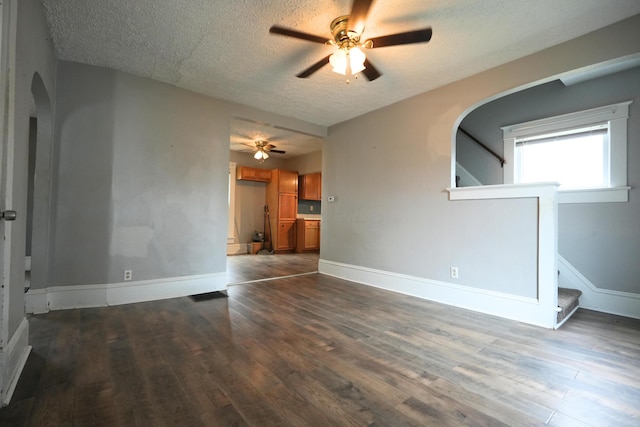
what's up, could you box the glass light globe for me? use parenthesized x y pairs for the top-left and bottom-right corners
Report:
(349, 47), (366, 74)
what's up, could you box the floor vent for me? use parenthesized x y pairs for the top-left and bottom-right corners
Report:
(189, 291), (228, 302)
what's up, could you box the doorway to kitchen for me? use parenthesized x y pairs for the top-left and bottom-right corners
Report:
(227, 119), (324, 286)
(226, 252), (319, 285)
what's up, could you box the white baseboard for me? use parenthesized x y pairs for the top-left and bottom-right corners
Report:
(319, 259), (556, 328)
(558, 255), (640, 319)
(24, 272), (227, 313)
(25, 288), (48, 314)
(227, 243), (249, 255)
(0, 317), (31, 406)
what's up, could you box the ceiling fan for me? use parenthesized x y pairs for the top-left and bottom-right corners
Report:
(251, 140), (286, 162)
(269, 0), (433, 82)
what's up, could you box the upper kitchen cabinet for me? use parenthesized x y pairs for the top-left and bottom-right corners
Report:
(277, 169), (298, 194)
(236, 166), (272, 183)
(298, 172), (322, 201)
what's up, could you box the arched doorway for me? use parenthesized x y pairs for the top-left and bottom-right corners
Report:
(27, 73), (54, 293)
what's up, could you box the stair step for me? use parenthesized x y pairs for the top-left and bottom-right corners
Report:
(557, 287), (581, 325)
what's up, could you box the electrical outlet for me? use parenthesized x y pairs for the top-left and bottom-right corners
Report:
(310, 205), (314, 211)
(124, 270), (132, 281)
(450, 266), (459, 279)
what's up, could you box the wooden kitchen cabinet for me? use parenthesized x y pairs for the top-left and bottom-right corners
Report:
(276, 221), (296, 251)
(236, 166), (271, 182)
(278, 193), (297, 221)
(298, 173), (322, 200)
(277, 169), (298, 193)
(265, 169), (298, 253)
(296, 219), (320, 252)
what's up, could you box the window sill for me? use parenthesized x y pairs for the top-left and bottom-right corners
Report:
(447, 184), (630, 204)
(557, 186), (630, 204)
(447, 182), (559, 200)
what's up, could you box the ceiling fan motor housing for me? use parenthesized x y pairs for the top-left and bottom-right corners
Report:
(330, 15), (360, 47)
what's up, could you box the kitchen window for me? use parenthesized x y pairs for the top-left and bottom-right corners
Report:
(502, 101), (632, 203)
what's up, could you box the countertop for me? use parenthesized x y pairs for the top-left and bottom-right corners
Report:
(296, 214), (321, 220)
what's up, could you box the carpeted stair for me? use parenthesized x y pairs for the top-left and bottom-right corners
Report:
(557, 287), (582, 325)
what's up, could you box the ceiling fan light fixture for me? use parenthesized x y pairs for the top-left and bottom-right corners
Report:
(330, 46), (366, 76)
(269, 1), (433, 82)
(254, 149), (269, 161)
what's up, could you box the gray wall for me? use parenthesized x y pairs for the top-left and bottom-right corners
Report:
(110, 71), (232, 281)
(52, 63), (116, 285)
(457, 67), (640, 294)
(287, 150), (322, 175)
(50, 60), (326, 287)
(323, 15), (640, 299)
(456, 130), (503, 185)
(51, 61), (231, 285)
(324, 106), (539, 297)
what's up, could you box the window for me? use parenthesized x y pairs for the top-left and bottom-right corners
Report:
(503, 101), (631, 203)
(515, 124), (608, 188)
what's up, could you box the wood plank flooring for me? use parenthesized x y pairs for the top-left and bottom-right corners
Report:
(226, 253), (319, 284)
(2, 272), (639, 426)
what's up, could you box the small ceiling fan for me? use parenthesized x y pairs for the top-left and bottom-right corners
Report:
(269, 0), (433, 82)
(251, 140), (286, 162)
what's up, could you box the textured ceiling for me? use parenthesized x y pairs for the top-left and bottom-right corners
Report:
(41, 0), (640, 156)
(230, 118), (323, 159)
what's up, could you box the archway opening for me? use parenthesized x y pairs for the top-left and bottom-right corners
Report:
(27, 73), (53, 292)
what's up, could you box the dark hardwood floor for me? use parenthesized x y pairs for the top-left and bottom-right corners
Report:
(2, 272), (639, 426)
(226, 252), (319, 284)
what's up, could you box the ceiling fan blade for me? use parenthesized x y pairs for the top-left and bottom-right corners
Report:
(296, 55), (331, 78)
(269, 25), (328, 44)
(348, 0), (375, 34)
(361, 59), (381, 81)
(366, 28), (432, 48)
(269, 149), (286, 154)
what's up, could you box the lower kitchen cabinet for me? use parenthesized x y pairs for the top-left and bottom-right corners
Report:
(295, 219), (320, 252)
(275, 221), (296, 252)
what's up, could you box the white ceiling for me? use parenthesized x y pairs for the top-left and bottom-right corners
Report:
(41, 0), (640, 157)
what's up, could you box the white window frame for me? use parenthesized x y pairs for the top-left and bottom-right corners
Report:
(502, 101), (632, 203)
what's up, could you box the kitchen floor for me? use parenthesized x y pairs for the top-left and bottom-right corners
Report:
(226, 252), (319, 285)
